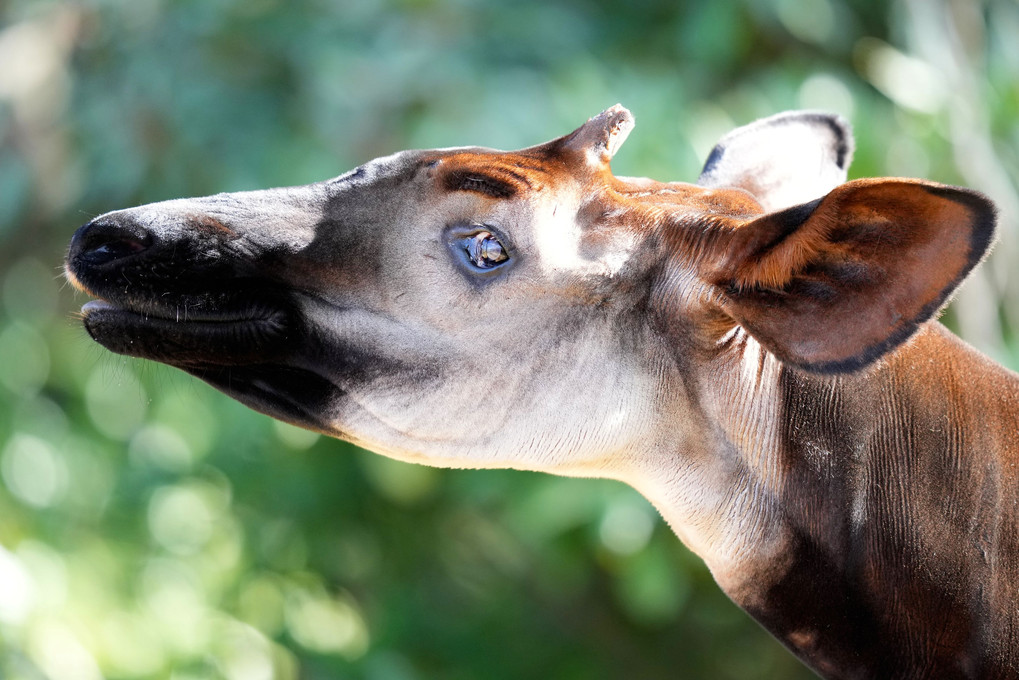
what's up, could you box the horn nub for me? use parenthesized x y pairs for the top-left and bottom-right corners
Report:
(565, 104), (635, 167)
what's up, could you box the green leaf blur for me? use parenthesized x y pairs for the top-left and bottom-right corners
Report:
(2, 0), (1017, 678)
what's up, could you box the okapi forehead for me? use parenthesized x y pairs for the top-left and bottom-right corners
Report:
(423, 107), (635, 199)
(427, 146), (765, 217)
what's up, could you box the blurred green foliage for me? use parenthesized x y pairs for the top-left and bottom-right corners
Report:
(1, 0), (1018, 678)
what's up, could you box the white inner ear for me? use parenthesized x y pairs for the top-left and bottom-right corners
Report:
(697, 111), (854, 213)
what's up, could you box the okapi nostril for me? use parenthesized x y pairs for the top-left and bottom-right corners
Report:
(85, 239), (146, 264)
(71, 218), (154, 266)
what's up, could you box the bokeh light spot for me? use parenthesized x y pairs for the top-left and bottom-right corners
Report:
(147, 484), (217, 555)
(85, 366), (148, 440)
(130, 424), (194, 473)
(0, 321), (51, 397)
(599, 498), (655, 556)
(360, 454), (439, 506)
(3, 256), (60, 324)
(0, 544), (34, 624)
(272, 420), (319, 450)
(214, 620), (277, 680)
(284, 585), (369, 660)
(856, 38), (947, 114)
(28, 621), (103, 680)
(237, 575), (286, 637)
(97, 612), (167, 677)
(141, 558), (211, 655)
(776, 0), (835, 46)
(798, 74), (856, 119)
(1, 433), (68, 508)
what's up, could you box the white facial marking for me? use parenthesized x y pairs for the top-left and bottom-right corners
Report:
(530, 199), (637, 278)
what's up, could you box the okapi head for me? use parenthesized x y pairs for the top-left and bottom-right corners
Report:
(66, 107), (1003, 677)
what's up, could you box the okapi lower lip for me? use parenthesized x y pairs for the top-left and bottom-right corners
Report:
(80, 298), (294, 366)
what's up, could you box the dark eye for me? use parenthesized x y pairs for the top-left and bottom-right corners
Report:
(464, 231), (509, 269)
(446, 224), (514, 279)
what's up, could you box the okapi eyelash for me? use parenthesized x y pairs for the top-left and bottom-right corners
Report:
(443, 171), (517, 199)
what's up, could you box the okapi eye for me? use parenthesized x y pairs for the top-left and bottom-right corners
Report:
(464, 231), (509, 269)
(446, 224), (514, 278)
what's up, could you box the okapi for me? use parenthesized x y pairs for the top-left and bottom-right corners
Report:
(65, 106), (1019, 679)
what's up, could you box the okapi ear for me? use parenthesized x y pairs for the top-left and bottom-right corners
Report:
(710, 178), (996, 373)
(698, 111), (853, 213)
(561, 104), (635, 168)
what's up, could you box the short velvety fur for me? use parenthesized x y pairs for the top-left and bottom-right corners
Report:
(742, 327), (1019, 678)
(65, 106), (1017, 679)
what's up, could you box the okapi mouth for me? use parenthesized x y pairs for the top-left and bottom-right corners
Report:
(80, 295), (296, 367)
(78, 292), (339, 431)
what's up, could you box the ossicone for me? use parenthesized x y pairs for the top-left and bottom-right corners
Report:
(558, 104), (635, 169)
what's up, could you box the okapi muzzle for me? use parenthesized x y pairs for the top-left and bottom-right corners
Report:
(66, 183), (342, 429)
(66, 106), (1019, 679)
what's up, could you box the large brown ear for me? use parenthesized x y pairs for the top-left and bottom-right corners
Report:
(709, 178), (996, 373)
